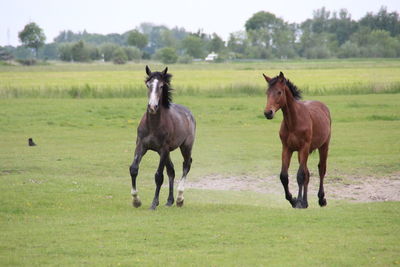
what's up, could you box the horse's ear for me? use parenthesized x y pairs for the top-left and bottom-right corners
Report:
(278, 71), (285, 82)
(145, 65), (151, 76)
(263, 73), (271, 83)
(162, 67), (168, 76)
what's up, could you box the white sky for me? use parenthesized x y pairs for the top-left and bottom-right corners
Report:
(1, 0), (399, 46)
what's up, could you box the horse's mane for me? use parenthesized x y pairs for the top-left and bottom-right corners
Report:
(269, 76), (302, 100)
(146, 72), (173, 108)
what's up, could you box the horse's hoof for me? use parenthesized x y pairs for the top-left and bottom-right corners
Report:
(290, 197), (297, 208)
(149, 205), (157, 210)
(319, 198), (327, 207)
(132, 199), (142, 208)
(176, 198), (184, 207)
(165, 201), (174, 207)
(295, 199), (308, 209)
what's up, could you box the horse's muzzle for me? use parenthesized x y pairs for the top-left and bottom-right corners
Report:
(264, 110), (274, 120)
(148, 104), (158, 114)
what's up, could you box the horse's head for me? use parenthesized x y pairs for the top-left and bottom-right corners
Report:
(145, 65), (170, 114)
(263, 72), (287, 120)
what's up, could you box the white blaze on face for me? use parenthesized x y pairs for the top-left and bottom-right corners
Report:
(148, 79), (159, 111)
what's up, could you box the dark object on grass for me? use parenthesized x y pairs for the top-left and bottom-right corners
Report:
(28, 138), (36, 146)
(129, 66), (196, 210)
(263, 72), (331, 209)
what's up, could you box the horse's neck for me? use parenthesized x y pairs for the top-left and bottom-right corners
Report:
(281, 91), (301, 131)
(146, 110), (162, 128)
(146, 107), (166, 129)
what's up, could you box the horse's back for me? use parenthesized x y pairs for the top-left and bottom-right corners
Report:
(171, 104), (195, 124)
(303, 101), (331, 123)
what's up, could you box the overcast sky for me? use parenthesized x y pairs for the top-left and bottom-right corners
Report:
(1, 0), (399, 46)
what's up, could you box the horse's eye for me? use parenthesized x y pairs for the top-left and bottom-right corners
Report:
(278, 91), (282, 96)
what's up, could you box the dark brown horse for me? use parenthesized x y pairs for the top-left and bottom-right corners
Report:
(129, 66), (196, 210)
(263, 72), (331, 208)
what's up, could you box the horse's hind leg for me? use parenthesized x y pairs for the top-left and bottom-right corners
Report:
(295, 146), (310, 209)
(130, 143), (147, 208)
(176, 143), (193, 207)
(318, 142), (329, 207)
(165, 155), (175, 206)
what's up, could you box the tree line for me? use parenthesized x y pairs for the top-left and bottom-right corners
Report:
(1, 6), (400, 64)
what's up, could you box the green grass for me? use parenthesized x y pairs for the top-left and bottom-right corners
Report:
(1, 59), (400, 98)
(1, 60), (400, 265)
(1, 95), (400, 265)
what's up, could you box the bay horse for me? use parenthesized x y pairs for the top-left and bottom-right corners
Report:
(129, 66), (196, 210)
(263, 72), (331, 209)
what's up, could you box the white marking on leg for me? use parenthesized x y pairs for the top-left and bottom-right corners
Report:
(131, 188), (140, 201)
(131, 188), (138, 197)
(177, 176), (186, 200)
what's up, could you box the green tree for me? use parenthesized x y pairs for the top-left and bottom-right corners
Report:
(360, 7), (400, 36)
(18, 22), (46, 58)
(100, 43), (119, 61)
(227, 31), (248, 56)
(127, 30), (148, 50)
(160, 29), (177, 48)
(124, 46), (142, 61)
(38, 43), (58, 60)
(182, 35), (206, 58)
(245, 11), (295, 58)
(329, 9), (358, 45)
(71, 41), (91, 62)
(208, 33), (225, 53)
(310, 7), (331, 34)
(154, 47), (178, 64)
(58, 43), (73, 61)
(301, 32), (336, 58)
(0, 46), (14, 61)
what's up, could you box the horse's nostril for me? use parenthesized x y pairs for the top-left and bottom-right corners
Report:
(264, 110), (274, 119)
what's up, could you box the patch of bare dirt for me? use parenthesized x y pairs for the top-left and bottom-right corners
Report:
(186, 173), (400, 202)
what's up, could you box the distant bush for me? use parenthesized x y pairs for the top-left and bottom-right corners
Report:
(177, 54), (193, 64)
(112, 48), (128, 64)
(154, 47), (178, 64)
(16, 59), (37, 65)
(338, 41), (360, 58)
(124, 46), (142, 61)
(304, 46), (332, 59)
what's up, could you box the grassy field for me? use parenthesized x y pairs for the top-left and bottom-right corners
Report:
(1, 59), (400, 97)
(1, 59), (400, 266)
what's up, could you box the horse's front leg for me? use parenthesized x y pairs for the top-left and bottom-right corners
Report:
(296, 146), (310, 209)
(150, 149), (168, 210)
(130, 143), (147, 208)
(280, 146), (295, 207)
